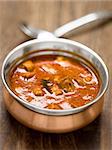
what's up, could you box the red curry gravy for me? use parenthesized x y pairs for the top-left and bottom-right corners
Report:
(9, 55), (100, 110)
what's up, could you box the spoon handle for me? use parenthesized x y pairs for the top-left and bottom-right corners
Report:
(20, 23), (50, 39)
(53, 11), (112, 37)
(20, 11), (112, 38)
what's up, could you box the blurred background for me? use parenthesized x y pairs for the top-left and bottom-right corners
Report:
(0, 0), (112, 150)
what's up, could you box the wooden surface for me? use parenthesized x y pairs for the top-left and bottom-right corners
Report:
(0, 1), (112, 150)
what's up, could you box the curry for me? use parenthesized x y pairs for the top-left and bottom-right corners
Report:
(9, 54), (100, 110)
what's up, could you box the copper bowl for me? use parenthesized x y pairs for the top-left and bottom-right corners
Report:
(1, 38), (108, 133)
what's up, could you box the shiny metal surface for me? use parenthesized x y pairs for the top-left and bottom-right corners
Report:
(3, 86), (104, 133)
(20, 11), (112, 38)
(54, 11), (112, 37)
(20, 22), (55, 39)
(1, 38), (109, 116)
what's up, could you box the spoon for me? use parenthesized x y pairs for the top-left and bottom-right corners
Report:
(20, 11), (112, 38)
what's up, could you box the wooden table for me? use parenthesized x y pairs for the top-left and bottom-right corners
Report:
(0, 1), (112, 150)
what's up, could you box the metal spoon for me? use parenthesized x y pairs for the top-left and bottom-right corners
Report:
(20, 11), (112, 38)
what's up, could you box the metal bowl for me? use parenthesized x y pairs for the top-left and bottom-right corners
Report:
(1, 38), (109, 133)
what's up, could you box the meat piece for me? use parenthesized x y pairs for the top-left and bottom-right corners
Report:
(56, 56), (66, 61)
(41, 64), (56, 74)
(47, 103), (62, 109)
(54, 76), (60, 84)
(51, 84), (63, 95)
(27, 96), (33, 102)
(60, 78), (75, 92)
(22, 60), (34, 71)
(69, 98), (86, 108)
(21, 72), (35, 78)
(33, 86), (44, 96)
(55, 56), (71, 67)
(76, 78), (86, 86)
(79, 73), (92, 84)
(42, 79), (62, 95)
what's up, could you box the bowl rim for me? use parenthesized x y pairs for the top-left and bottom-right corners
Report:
(1, 38), (109, 116)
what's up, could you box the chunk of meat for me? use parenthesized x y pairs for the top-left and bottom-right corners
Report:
(55, 56), (71, 67)
(33, 86), (44, 96)
(76, 78), (86, 86)
(21, 72), (35, 78)
(47, 103), (62, 109)
(84, 76), (92, 82)
(79, 73), (92, 85)
(22, 60), (34, 71)
(56, 56), (66, 61)
(51, 84), (63, 95)
(27, 96), (33, 102)
(54, 76), (61, 84)
(54, 76), (75, 92)
(60, 78), (75, 92)
(41, 64), (56, 74)
(69, 98), (88, 108)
